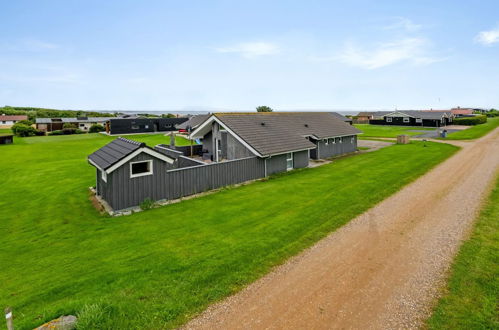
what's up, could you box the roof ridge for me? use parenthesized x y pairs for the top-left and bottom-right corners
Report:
(117, 137), (146, 147)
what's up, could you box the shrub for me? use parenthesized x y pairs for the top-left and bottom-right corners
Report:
(11, 123), (37, 137)
(62, 128), (77, 135)
(34, 130), (46, 136)
(453, 115), (487, 126)
(48, 130), (63, 135)
(140, 198), (155, 210)
(75, 129), (84, 134)
(486, 109), (499, 117)
(62, 122), (77, 129)
(89, 124), (105, 133)
(16, 119), (33, 126)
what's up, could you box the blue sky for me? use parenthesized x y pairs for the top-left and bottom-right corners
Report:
(1, 0), (498, 111)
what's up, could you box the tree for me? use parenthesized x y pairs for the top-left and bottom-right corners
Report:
(256, 106), (273, 112)
(11, 123), (37, 137)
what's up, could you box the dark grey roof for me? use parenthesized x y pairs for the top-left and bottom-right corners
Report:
(177, 114), (210, 130)
(387, 110), (451, 120)
(214, 112), (361, 156)
(329, 112), (352, 122)
(88, 137), (144, 170)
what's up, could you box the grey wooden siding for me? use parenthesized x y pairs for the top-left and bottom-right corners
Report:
(97, 155), (266, 211)
(317, 135), (357, 159)
(293, 150), (309, 169)
(166, 157), (265, 200)
(265, 154), (287, 175)
(154, 146), (184, 159)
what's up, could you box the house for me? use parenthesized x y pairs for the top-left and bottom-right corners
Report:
(105, 117), (188, 135)
(355, 111), (391, 123)
(189, 112), (361, 169)
(88, 112), (360, 212)
(422, 108), (474, 117)
(370, 110), (453, 127)
(36, 117), (114, 132)
(0, 115), (28, 128)
(176, 114), (211, 132)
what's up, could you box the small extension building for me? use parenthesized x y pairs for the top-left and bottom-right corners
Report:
(105, 117), (188, 135)
(0, 115), (28, 128)
(177, 114), (211, 132)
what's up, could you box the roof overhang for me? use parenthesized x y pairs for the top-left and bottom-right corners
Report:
(385, 111), (415, 118)
(190, 115), (263, 157)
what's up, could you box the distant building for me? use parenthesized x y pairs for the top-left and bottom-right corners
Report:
(105, 117), (188, 135)
(36, 117), (114, 132)
(0, 115), (28, 128)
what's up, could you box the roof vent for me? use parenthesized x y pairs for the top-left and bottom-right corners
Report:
(261, 122), (265, 126)
(304, 124), (309, 127)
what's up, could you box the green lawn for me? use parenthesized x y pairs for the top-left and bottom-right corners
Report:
(426, 176), (499, 329)
(354, 124), (435, 138)
(0, 134), (458, 329)
(444, 117), (499, 140)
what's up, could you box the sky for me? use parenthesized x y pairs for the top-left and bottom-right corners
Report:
(1, 0), (498, 111)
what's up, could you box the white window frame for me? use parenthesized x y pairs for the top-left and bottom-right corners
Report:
(386, 117), (393, 122)
(351, 137), (355, 143)
(415, 118), (422, 123)
(339, 137), (343, 144)
(332, 138), (336, 144)
(130, 160), (153, 178)
(403, 117), (410, 123)
(101, 170), (107, 183)
(286, 152), (293, 171)
(324, 138), (329, 145)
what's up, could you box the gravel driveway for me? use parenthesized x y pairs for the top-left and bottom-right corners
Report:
(184, 128), (499, 330)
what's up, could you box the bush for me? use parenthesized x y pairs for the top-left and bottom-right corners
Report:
(62, 122), (77, 129)
(11, 123), (37, 137)
(89, 124), (105, 133)
(453, 115), (487, 126)
(75, 129), (84, 134)
(48, 130), (63, 135)
(34, 130), (46, 136)
(140, 198), (155, 210)
(486, 109), (499, 117)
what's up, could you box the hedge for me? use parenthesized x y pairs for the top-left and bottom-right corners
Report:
(453, 115), (487, 126)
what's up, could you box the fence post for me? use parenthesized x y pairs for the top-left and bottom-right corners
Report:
(5, 307), (13, 330)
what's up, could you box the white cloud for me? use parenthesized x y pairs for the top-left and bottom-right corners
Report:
(384, 17), (422, 32)
(215, 42), (279, 58)
(336, 38), (442, 69)
(475, 26), (499, 45)
(4, 39), (59, 52)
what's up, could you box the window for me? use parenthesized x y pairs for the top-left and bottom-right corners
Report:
(144, 125), (149, 129)
(101, 170), (107, 182)
(130, 160), (153, 178)
(351, 137), (355, 143)
(386, 117), (393, 122)
(339, 137), (343, 143)
(131, 125), (140, 130)
(416, 118), (422, 123)
(332, 138), (336, 144)
(286, 153), (293, 170)
(1, 121), (5, 124)
(79, 123), (85, 127)
(324, 138), (329, 145)
(403, 117), (410, 123)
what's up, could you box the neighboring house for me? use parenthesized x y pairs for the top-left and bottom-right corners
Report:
(0, 134), (14, 144)
(0, 115), (28, 128)
(190, 112), (361, 167)
(105, 117), (188, 135)
(355, 111), (391, 123)
(177, 114), (211, 132)
(88, 112), (360, 211)
(36, 117), (114, 132)
(329, 112), (353, 125)
(370, 110), (453, 127)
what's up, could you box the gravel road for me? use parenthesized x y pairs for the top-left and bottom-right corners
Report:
(184, 128), (499, 330)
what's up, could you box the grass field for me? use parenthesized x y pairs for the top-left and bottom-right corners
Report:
(426, 176), (499, 329)
(354, 124), (435, 138)
(444, 117), (499, 140)
(0, 134), (458, 329)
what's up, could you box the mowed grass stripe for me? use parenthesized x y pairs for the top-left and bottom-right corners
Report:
(427, 175), (499, 329)
(0, 134), (458, 329)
